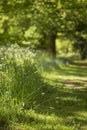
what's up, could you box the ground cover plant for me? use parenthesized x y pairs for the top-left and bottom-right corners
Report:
(0, 45), (87, 130)
(0, 45), (46, 129)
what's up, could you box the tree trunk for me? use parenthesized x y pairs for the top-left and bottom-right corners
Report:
(74, 36), (87, 60)
(47, 34), (57, 58)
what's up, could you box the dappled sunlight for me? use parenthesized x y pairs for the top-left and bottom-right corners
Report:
(75, 111), (87, 120)
(24, 109), (62, 124)
(14, 109), (75, 130)
(32, 59), (87, 129)
(0, 45), (87, 129)
(0, 0), (87, 129)
(42, 60), (87, 91)
(61, 96), (81, 102)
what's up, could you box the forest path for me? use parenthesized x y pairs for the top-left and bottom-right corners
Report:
(43, 60), (87, 91)
(60, 60), (87, 90)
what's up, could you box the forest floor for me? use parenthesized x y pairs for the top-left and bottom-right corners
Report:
(43, 60), (87, 90)
(0, 48), (87, 130)
(11, 59), (87, 130)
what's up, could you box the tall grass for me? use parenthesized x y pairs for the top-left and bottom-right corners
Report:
(0, 44), (45, 128)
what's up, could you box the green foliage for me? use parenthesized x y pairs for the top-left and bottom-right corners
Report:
(0, 45), (45, 128)
(0, 0), (87, 57)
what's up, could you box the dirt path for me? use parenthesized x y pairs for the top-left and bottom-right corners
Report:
(62, 60), (87, 90)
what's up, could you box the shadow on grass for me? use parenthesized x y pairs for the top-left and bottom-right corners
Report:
(43, 59), (87, 78)
(72, 60), (87, 67)
(34, 84), (87, 116)
(17, 60), (87, 129)
(17, 83), (87, 129)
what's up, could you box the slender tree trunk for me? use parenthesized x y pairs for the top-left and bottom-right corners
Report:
(47, 34), (57, 58)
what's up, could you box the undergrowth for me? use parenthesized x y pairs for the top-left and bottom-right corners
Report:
(0, 45), (46, 129)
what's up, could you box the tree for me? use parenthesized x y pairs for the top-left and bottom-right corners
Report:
(61, 0), (87, 59)
(30, 0), (87, 57)
(29, 0), (65, 57)
(74, 36), (87, 60)
(0, 0), (87, 59)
